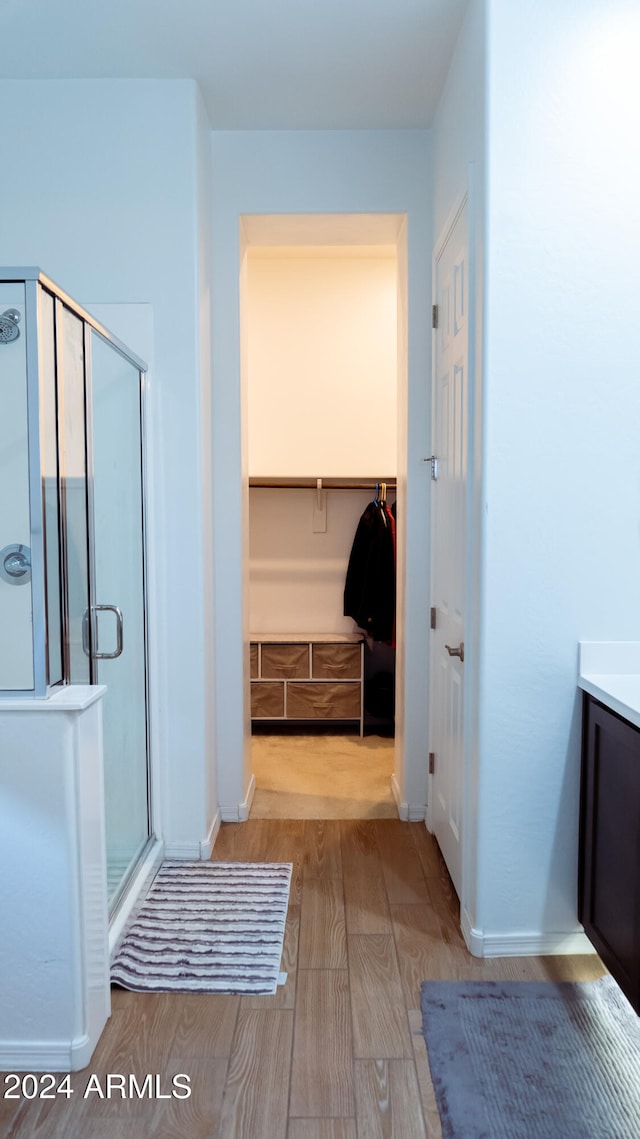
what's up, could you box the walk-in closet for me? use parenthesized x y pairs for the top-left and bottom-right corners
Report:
(243, 216), (401, 818)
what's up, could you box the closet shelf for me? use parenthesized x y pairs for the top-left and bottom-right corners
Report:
(249, 476), (396, 490)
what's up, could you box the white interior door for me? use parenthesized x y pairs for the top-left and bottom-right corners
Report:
(429, 200), (469, 897)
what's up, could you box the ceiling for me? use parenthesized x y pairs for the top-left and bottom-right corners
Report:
(0, 0), (468, 129)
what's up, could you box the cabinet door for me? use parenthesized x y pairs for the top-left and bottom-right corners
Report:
(580, 695), (640, 1011)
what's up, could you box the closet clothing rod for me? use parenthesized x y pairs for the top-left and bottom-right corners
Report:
(249, 477), (397, 491)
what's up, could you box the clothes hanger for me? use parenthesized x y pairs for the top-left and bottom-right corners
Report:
(374, 481), (388, 525)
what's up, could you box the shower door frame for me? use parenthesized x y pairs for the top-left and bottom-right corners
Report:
(0, 267), (155, 917)
(0, 274), (49, 696)
(84, 317), (154, 915)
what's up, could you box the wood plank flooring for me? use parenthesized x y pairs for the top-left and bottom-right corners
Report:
(1, 819), (605, 1138)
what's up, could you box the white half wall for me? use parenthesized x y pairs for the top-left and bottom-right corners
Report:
(0, 688), (110, 1072)
(211, 130), (432, 816)
(478, 0), (640, 944)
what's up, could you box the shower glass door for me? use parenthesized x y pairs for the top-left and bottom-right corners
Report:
(0, 271), (152, 915)
(90, 330), (150, 910)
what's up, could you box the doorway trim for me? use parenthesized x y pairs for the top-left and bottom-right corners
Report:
(237, 212), (418, 820)
(209, 133), (432, 826)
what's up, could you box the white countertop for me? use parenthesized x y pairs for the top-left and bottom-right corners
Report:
(578, 642), (640, 729)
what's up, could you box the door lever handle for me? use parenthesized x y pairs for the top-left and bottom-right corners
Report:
(445, 642), (464, 662)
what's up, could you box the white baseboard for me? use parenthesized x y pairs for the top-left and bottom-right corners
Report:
(461, 908), (597, 958)
(109, 838), (165, 957)
(391, 774), (426, 822)
(200, 810), (221, 858)
(0, 1031), (95, 1073)
(239, 773), (256, 821)
(220, 773), (257, 822)
(163, 843), (201, 857)
(390, 773), (405, 817)
(461, 908), (486, 957)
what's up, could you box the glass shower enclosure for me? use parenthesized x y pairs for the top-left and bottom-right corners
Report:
(0, 268), (151, 913)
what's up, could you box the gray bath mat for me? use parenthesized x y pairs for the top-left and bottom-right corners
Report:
(421, 975), (640, 1138)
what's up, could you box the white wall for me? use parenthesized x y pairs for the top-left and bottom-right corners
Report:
(478, 0), (640, 947)
(211, 130), (432, 817)
(433, 0), (486, 241)
(0, 79), (216, 853)
(247, 251), (397, 477)
(431, 0), (486, 939)
(249, 487), (377, 636)
(247, 248), (398, 645)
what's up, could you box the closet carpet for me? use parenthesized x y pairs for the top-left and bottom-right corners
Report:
(250, 733), (396, 819)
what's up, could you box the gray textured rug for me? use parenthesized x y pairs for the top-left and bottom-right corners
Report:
(111, 861), (292, 995)
(421, 976), (640, 1138)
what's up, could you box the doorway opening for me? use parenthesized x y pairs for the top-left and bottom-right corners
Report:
(240, 214), (408, 819)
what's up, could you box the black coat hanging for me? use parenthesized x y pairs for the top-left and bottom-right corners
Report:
(343, 487), (396, 643)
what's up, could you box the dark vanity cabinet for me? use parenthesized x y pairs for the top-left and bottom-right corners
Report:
(579, 693), (640, 1012)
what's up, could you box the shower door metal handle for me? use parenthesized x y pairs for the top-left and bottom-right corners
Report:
(82, 608), (90, 656)
(94, 605), (124, 659)
(82, 604), (124, 659)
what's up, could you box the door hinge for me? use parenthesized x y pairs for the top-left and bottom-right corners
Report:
(429, 752), (435, 775)
(423, 455), (438, 480)
(432, 304), (438, 329)
(430, 607), (437, 630)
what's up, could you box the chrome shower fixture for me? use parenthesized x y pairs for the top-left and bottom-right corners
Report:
(0, 544), (31, 585)
(0, 308), (21, 343)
